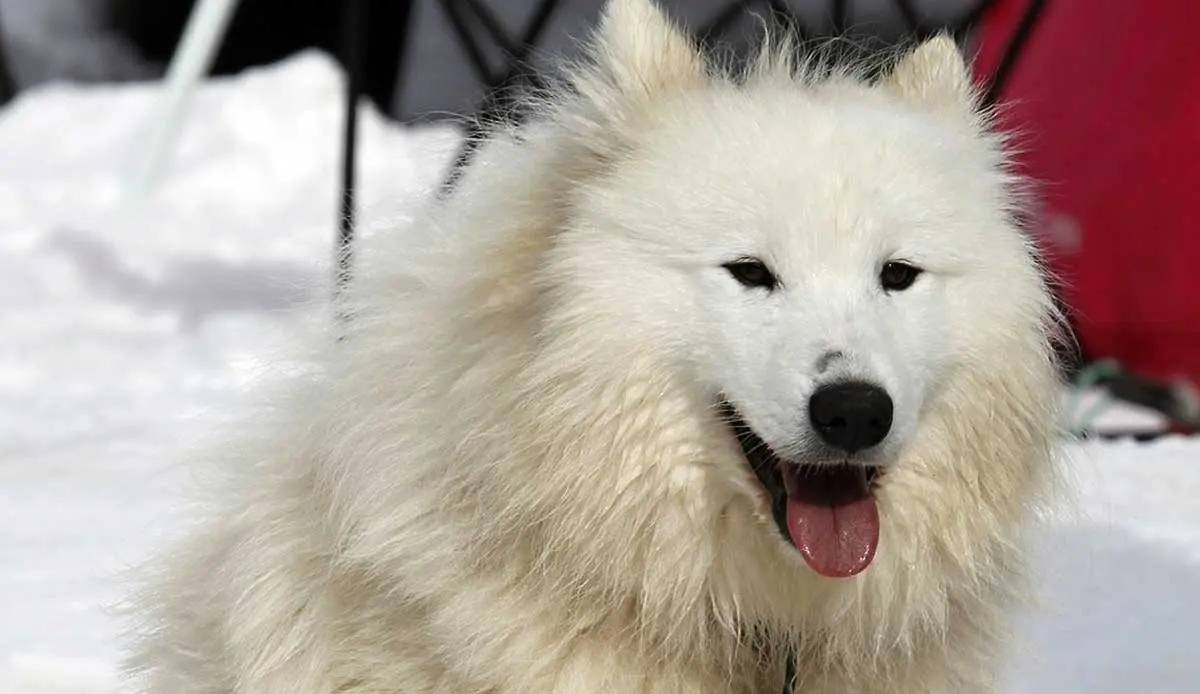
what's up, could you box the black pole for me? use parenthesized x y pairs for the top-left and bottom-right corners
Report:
(982, 0), (1048, 108)
(0, 9), (16, 107)
(438, 0), (562, 197)
(363, 0), (416, 118)
(830, 0), (848, 34)
(337, 0), (369, 306)
(892, 0), (925, 35)
(698, 1), (754, 47)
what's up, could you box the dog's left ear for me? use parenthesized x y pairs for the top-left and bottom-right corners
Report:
(591, 0), (705, 97)
(882, 34), (978, 116)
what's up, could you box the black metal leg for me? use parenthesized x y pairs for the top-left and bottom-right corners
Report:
(0, 8), (15, 107)
(893, 0), (926, 36)
(337, 0), (370, 306)
(765, 0), (809, 39)
(698, 1), (754, 47)
(336, 0), (416, 311)
(440, 0), (501, 85)
(830, 0), (848, 33)
(953, 0), (1004, 40)
(364, 0), (417, 116)
(438, 0), (562, 197)
(698, 0), (810, 49)
(981, 0), (1048, 107)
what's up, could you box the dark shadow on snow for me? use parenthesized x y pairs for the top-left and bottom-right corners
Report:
(44, 228), (323, 329)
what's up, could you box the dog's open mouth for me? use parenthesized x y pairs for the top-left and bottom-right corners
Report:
(721, 402), (882, 578)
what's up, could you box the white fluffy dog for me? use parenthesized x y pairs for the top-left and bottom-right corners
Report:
(125, 1), (1062, 691)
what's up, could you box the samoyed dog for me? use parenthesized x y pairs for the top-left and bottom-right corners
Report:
(126, 0), (1062, 691)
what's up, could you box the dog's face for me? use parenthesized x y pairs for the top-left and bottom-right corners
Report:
(553, 1), (1053, 579)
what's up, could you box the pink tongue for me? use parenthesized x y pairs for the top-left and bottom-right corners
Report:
(785, 491), (879, 578)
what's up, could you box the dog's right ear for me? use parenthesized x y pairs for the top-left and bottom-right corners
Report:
(881, 34), (978, 118)
(590, 0), (705, 98)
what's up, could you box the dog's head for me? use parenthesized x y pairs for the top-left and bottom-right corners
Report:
(482, 1), (1065, 648)
(529, 0), (1059, 630)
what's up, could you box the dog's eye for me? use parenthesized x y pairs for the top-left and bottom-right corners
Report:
(879, 261), (923, 292)
(723, 258), (778, 291)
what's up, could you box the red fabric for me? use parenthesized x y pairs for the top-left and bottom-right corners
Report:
(971, 0), (1200, 383)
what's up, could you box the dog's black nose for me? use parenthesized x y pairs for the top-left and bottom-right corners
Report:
(809, 382), (893, 453)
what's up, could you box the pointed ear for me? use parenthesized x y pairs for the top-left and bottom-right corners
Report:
(591, 0), (705, 96)
(882, 34), (977, 116)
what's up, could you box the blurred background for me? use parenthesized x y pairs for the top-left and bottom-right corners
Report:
(0, 1), (1197, 692)
(0, 0), (980, 117)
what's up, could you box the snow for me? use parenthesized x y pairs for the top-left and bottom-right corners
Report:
(0, 52), (1196, 693)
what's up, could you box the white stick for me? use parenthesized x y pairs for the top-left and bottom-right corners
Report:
(121, 0), (242, 207)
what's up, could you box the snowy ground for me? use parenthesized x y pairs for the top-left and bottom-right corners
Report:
(0, 53), (1197, 693)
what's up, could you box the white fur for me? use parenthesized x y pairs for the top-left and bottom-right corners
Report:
(123, 1), (1063, 692)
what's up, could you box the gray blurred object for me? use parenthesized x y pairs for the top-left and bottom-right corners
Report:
(0, 0), (154, 89)
(0, 0), (979, 118)
(399, 0), (981, 120)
